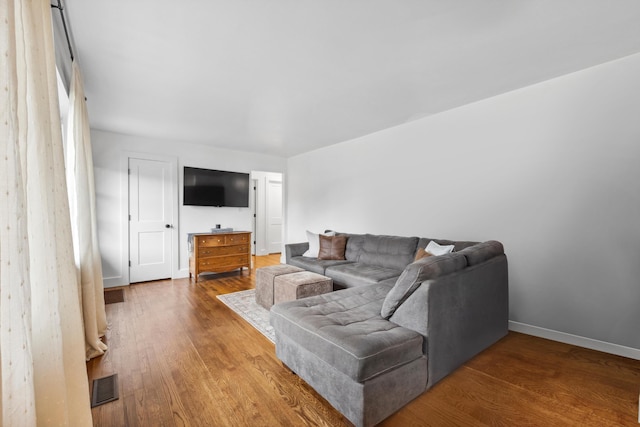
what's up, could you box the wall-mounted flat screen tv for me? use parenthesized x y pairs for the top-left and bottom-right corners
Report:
(183, 166), (250, 207)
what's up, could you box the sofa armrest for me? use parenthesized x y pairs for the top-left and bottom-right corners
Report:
(389, 254), (508, 389)
(285, 242), (309, 264)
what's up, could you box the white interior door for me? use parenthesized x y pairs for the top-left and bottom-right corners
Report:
(129, 158), (172, 283)
(266, 179), (283, 254)
(251, 179), (258, 255)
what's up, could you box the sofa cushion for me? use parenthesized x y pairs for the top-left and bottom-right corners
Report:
(318, 234), (347, 260)
(342, 233), (365, 262)
(325, 263), (403, 288)
(457, 240), (504, 266)
(329, 231), (366, 262)
(359, 234), (419, 271)
(288, 256), (352, 275)
(381, 252), (468, 319)
(270, 283), (424, 382)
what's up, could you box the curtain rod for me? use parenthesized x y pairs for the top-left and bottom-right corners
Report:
(51, 0), (74, 61)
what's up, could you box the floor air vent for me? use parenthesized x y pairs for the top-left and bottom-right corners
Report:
(104, 289), (124, 304)
(91, 374), (119, 407)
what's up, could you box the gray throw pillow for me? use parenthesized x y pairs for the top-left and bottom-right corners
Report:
(381, 252), (467, 319)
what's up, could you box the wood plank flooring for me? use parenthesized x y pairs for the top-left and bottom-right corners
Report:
(88, 255), (640, 426)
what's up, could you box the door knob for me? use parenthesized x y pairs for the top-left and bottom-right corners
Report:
(165, 224), (172, 228)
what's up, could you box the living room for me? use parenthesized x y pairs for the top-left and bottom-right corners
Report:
(84, 2), (640, 362)
(3, 1), (640, 425)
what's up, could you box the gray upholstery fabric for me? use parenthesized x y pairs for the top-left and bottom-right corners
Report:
(381, 252), (467, 319)
(277, 233), (509, 425)
(341, 233), (366, 262)
(286, 233), (366, 276)
(275, 332), (427, 427)
(377, 276), (400, 288)
(271, 283), (423, 382)
(286, 233), (417, 283)
(457, 240), (504, 266)
(325, 262), (403, 289)
(255, 264), (304, 309)
(285, 241), (309, 262)
(287, 256), (352, 275)
(358, 234), (419, 271)
(389, 255), (509, 388)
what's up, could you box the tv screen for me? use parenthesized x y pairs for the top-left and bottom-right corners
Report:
(183, 167), (250, 207)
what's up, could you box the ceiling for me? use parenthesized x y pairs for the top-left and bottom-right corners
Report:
(64, 1), (640, 158)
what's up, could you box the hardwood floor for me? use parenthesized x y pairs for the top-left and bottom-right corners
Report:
(89, 255), (640, 426)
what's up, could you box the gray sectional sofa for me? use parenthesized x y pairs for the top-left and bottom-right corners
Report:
(271, 232), (509, 427)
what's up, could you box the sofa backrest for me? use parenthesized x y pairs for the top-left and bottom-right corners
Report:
(344, 234), (365, 262)
(328, 232), (491, 270)
(457, 240), (504, 266)
(330, 232), (365, 262)
(359, 234), (419, 271)
(381, 251), (468, 318)
(383, 239), (505, 322)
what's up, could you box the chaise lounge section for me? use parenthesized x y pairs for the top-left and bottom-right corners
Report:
(272, 233), (508, 426)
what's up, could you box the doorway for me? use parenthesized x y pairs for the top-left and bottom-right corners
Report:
(251, 171), (284, 257)
(128, 156), (175, 283)
(266, 178), (283, 254)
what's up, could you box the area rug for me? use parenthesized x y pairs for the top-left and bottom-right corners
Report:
(217, 289), (274, 343)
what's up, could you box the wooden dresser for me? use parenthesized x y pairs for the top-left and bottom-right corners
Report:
(189, 231), (251, 282)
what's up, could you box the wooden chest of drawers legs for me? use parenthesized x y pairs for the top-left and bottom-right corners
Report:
(189, 231), (252, 282)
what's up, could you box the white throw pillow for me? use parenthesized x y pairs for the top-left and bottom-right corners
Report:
(425, 240), (454, 256)
(302, 230), (335, 258)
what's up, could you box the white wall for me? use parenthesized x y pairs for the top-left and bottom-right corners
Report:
(92, 130), (286, 286)
(286, 53), (640, 356)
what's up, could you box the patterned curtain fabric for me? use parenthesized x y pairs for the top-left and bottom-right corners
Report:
(0, 0), (93, 425)
(66, 61), (108, 360)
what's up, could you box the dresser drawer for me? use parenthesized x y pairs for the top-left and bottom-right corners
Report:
(199, 245), (250, 257)
(226, 233), (250, 245)
(199, 254), (248, 270)
(198, 235), (226, 247)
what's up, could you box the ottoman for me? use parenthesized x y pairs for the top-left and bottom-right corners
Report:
(255, 264), (304, 309)
(274, 271), (333, 305)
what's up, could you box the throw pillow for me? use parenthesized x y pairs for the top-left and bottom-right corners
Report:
(414, 247), (433, 261)
(318, 235), (347, 260)
(302, 230), (335, 258)
(381, 252), (467, 319)
(425, 240), (454, 256)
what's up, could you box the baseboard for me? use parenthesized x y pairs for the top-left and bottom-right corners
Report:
(509, 321), (640, 361)
(103, 277), (127, 288)
(104, 269), (190, 287)
(175, 268), (190, 279)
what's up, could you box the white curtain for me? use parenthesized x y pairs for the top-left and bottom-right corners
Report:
(1, 0), (93, 425)
(66, 61), (108, 360)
